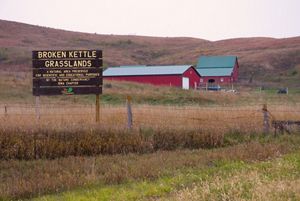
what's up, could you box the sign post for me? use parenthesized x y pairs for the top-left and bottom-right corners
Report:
(32, 50), (103, 122)
(96, 94), (100, 122)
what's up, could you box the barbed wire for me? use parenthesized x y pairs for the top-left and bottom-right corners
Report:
(0, 110), (299, 115)
(0, 113), (261, 122)
(0, 113), (95, 116)
(0, 105), (95, 109)
(0, 105), (299, 121)
(1, 102), (300, 107)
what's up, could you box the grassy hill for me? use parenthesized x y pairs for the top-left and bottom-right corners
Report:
(0, 19), (300, 86)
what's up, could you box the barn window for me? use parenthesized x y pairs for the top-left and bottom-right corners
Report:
(208, 79), (215, 83)
(220, 78), (224, 82)
(200, 78), (203, 82)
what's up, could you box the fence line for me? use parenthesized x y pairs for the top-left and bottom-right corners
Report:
(1, 104), (299, 116)
(1, 102), (300, 108)
(1, 102), (299, 136)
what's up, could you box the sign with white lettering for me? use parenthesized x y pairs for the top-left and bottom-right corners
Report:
(32, 50), (102, 96)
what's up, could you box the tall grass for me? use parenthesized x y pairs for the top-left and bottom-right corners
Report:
(1, 136), (299, 200)
(0, 104), (299, 160)
(0, 104), (299, 199)
(0, 125), (225, 160)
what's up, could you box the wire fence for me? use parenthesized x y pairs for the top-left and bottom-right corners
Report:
(1, 102), (300, 134)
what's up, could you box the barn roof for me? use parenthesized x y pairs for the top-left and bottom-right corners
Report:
(197, 68), (234, 76)
(197, 56), (237, 68)
(196, 56), (237, 76)
(103, 65), (193, 76)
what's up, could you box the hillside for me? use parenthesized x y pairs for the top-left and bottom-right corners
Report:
(0, 19), (300, 86)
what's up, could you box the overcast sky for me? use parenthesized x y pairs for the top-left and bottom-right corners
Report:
(0, 0), (299, 41)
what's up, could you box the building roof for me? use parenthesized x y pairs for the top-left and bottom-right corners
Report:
(196, 56), (237, 68)
(103, 65), (193, 76)
(196, 56), (237, 76)
(196, 68), (234, 76)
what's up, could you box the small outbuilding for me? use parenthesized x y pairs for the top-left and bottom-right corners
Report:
(196, 56), (239, 85)
(103, 65), (201, 89)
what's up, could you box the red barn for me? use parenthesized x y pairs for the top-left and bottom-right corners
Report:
(103, 65), (201, 89)
(196, 56), (239, 85)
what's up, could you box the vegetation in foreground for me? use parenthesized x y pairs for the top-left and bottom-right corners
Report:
(0, 135), (297, 201)
(0, 101), (299, 199)
(2, 103), (299, 160)
(157, 150), (300, 201)
(30, 150), (300, 201)
(0, 126), (226, 160)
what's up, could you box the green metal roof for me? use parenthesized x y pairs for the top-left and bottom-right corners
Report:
(196, 56), (237, 68)
(196, 68), (233, 76)
(196, 56), (237, 76)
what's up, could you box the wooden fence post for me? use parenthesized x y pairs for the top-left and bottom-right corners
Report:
(96, 94), (100, 123)
(262, 104), (270, 134)
(4, 105), (7, 118)
(126, 96), (133, 129)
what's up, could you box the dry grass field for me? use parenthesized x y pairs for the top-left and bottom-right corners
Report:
(0, 76), (299, 200)
(1, 134), (299, 200)
(0, 102), (300, 200)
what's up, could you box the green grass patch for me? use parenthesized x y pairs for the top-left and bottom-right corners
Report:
(30, 149), (300, 201)
(31, 161), (248, 201)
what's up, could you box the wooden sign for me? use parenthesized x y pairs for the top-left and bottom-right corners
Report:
(32, 50), (102, 59)
(32, 59), (102, 68)
(32, 50), (102, 96)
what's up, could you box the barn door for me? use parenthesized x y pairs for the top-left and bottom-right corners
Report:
(182, 77), (189, 89)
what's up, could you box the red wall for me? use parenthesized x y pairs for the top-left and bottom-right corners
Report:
(199, 59), (239, 85)
(104, 67), (201, 89)
(232, 60), (239, 82)
(199, 76), (233, 85)
(104, 74), (182, 87)
(182, 67), (201, 88)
